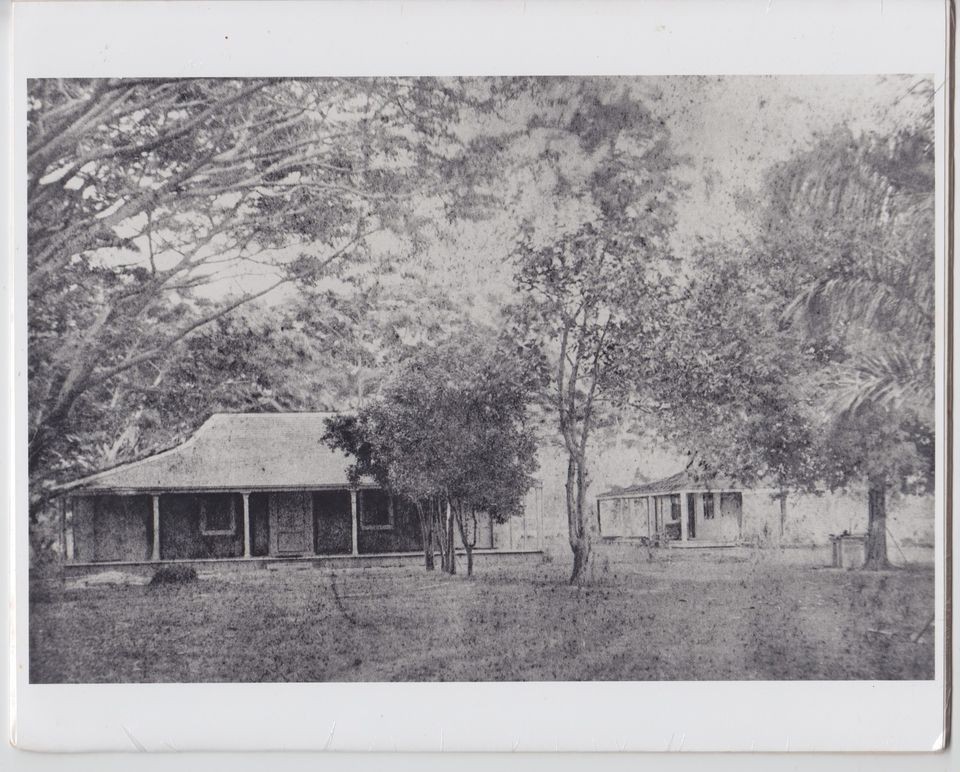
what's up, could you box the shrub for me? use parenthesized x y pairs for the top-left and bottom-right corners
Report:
(149, 564), (198, 586)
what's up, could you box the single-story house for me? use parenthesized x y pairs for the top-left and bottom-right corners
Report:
(596, 469), (935, 547)
(56, 412), (543, 566)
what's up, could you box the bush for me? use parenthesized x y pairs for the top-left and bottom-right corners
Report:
(149, 564), (198, 586)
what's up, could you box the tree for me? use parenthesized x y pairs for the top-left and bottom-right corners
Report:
(324, 328), (540, 576)
(638, 245), (824, 539)
(29, 301), (366, 556)
(507, 81), (680, 582)
(756, 115), (935, 568)
(290, 266), (477, 411)
(28, 77), (486, 522)
(649, 93), (934, 566)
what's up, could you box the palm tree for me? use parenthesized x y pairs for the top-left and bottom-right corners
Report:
(773, 108), (935, 568)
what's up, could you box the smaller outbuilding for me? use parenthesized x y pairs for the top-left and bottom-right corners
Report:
(597, 469), (935, 548)
(597, 470), (745, 545)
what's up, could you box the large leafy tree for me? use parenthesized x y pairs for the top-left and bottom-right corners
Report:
(651, 94), (934, 567)
(28, 77), (488, 522)
(324, 328), (541, 576)
(289, 267), (475, 411)
(31, 301), (365, 555)
(508, 80), (680, 582)
(642, 248), (822, 537)
(765, 118), (936, 567)
(762, 122), (935, 423)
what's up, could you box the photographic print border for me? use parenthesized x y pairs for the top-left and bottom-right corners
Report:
(7, 0), (952, 753)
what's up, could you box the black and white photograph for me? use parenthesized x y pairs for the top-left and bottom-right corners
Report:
(7, 0), (952, 759)
(25, 72), (938, 685)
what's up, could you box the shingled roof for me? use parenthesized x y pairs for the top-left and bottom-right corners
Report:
(57, 412), (365, 493)
(597, 468), (741, 499)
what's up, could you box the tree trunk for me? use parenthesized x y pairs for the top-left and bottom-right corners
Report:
(454, 506), (475, 578)
(433, 498), (448, 572)
(864, 483), (890, 570)
(778, 490), (787, 541)
(566, 454), (591, 584)
(571, 537), (590, 581)
(416, 502), (435, 571)
(445, 500), (456, 575)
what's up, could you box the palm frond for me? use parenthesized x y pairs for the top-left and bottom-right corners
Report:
(823, 347), (934, 419)
(784, 273), (933, 337)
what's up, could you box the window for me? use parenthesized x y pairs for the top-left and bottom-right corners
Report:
(703, 494), (715, 520)
(669, 494), (681, 521)
(199, 494), (236, 536)
(360, 490), (394, 530)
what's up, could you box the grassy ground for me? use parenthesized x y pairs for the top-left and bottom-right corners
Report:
(29, 546), (935, 683)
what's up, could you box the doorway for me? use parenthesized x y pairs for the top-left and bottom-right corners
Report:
(313, 490), (352, 555)
(272, 491), (314, 555)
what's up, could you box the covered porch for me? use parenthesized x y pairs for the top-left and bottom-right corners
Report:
(597, 470), (745, 544)
(55, 412), (544, 568)
(59, 486), (543, 568)
(60, 486), (391, 564)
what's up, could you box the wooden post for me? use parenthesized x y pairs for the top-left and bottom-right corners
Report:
(713, 492), (722, 523)
(537, 484), (544, 552)
(521, 499), (528, 549)
(646, 497), (652, 539)
(350, 489), (359, 556)
(242, 492), (251, 558)
(151, 495), (161, 561)
(679, 491), (689, 542)
(59, 497), (67, 565)
(66, 497), (75, 561)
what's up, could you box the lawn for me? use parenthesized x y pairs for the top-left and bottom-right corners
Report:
(29, 546), (935, 683)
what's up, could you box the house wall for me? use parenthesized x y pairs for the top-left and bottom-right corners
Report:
(658, 495), (681, 540)
(311, 490), (351, 555)
(248, 492), (271, 557)
(159, 493), (244, 560)
(70, 495), (153, 562)
(475, 511), (495, 549)
(598, 497), (650, 538)
(692, 493), (717, 541)
(491, 486), (542, 550)
(491, 515), (514, 550)
(66, 483), (552, 563)
(695, 492), (742, 542)
(70, 497), (96, 562)
(597, 488), (934, 547)
(744, 489), (936, 546)
(357, 493), (422, 554)
(887, 493), (937, 546)
(599, 495), (698, 541)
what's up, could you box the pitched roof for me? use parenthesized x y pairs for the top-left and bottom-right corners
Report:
(597, 468), (741, 498)
(57, 412), (365, 493)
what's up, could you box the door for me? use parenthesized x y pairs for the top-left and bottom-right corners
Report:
(686, 493), (697, 539)
(272, 491), (313, 555)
